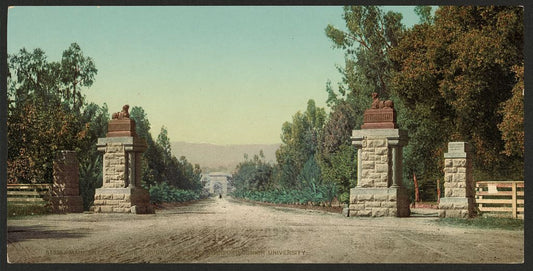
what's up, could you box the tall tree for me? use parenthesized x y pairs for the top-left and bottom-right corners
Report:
(7, 44), (98, 184)
(317, 101), (357, 203)
(390, 6), (524, 181)
(157, 125), (172, 158)
(321, 6), (405, 201)
(325, 6), (404, 101)
(275, 99), (326, 188)
(232, 152), (274, 192)
(130, 106), (203, 190)
(130, 106), (164, 188)
(60, 43), (97, 112)
(498, 64), (524, 158)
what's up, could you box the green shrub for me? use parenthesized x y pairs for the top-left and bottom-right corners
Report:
(231, 180), (338, 206)
(149, 182), (203, 204)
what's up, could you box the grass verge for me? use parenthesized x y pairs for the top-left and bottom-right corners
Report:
(436, 216), (523, 231)
(7, 203), (51, 218)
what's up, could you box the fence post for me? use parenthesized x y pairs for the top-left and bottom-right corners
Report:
(476, 182), (483, 209)
(511, 181), (517, 219)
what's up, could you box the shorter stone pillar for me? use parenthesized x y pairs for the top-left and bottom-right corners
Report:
(438, 142), (476, 218)
(50, 150), (84, 213)
(91, 105), (153, 214)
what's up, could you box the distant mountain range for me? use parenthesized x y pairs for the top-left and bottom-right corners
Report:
(171, 142), (280, 173)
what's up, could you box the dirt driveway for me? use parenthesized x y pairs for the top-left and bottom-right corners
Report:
(7, 197), (523, 263)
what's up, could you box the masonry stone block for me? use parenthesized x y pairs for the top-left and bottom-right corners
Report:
(381, 201), (397, 208)
(358, 194), (374, 201)
(113, 194), (125, 200)
(358, 210), (372, 217)
(453, 159), (466, 167)
(372, 208), (388, 217)
(454, 173), (466, 182)
(444, 167), (457, 174)
(100, 206), (113, 213)
(360, 180), (374, 188)
(375, 147), (388, 155)
(362, 161), (375, 169)
(102, 194), (113, 200)
(366, 201), (381, 208)
(374, 139), (386, 147)
(375, 163), (389, 173)
(444, 182), (455, 188)
(451, 188), (466, 197)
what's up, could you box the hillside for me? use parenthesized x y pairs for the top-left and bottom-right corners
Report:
(171, 142), (280, 173)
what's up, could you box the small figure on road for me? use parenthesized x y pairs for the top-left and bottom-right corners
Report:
(219, 193), (222, 199)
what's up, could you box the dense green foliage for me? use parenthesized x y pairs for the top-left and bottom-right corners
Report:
(275, 100), (326, 188)
(233, 6), (523, 205)
(149, 182), (203, 204)
(390, 6), (523, 186)
(129, 108), (204, 192)
(7, 44), (205, 209)
(321, 6), (524, 202)
(232, 179), (337, 206)
(231, 102), (339, 206)
(231, 151), (274, 192)
(7, 43), (109, 209)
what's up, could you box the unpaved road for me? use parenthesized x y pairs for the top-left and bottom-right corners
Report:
(7, 197), (523, 263)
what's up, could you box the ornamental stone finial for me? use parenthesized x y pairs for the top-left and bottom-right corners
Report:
(112, 104), (130, 120)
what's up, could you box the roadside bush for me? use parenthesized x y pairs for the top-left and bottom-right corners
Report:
(149, 182), (204, 204)
(231, 180), (338, 206)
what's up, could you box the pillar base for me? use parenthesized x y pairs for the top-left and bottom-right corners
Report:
(438, 197), (476, 218)
(49, 196), (84, 213)
(92, 187), (154, 214)
(349, 187), (410, 217)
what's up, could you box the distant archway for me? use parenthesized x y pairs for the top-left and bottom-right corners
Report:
(204, 172), (232, 195)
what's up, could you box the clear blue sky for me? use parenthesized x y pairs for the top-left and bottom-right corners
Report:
(8, 6), (421, 145)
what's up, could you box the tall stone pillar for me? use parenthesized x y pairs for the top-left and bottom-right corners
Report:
(438, 142), (476, 218)
(349, 93), (410, 217)
(50, 150), (84, 213)
(91, 105), (153, 214)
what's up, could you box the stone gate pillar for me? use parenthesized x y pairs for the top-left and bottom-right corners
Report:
(51, 150), (84, 213)
(349, 93), (410, 217)
(91, 105), (153, 214)
(438, 142), (476, 218)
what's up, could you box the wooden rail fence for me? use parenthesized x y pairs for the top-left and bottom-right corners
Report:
(7, 184), (51, 206)
(475, 181), (524, 219)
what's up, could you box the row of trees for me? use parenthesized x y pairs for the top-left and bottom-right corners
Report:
(232, 6), (524, 203)
(7, 43), (204, 209)
(129, 108), (203, 192)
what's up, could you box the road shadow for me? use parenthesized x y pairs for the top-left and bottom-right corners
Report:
(7, 225), (88, 244)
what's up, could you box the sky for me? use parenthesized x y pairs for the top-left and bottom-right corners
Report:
(8, 6), (421, 145)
